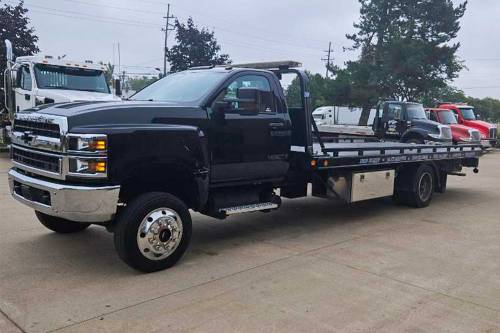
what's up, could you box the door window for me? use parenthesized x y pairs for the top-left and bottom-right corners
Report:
(386, 104), (402, 120)
(428, 112), (437, 121)
(19, 65), (32, 91)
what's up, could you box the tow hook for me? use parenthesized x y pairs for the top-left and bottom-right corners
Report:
(473, 168), (479, 174)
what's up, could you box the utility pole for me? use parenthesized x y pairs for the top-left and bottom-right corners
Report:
(322, 42), (333, 78)
(162, 4), (175, 77)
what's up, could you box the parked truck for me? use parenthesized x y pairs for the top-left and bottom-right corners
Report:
(372, 101), (453, 144)
(426, 108), (481, 144)
(3, 39), (121, 121)
(315, 101), (453, 144)
(437, 103), (497, 148)
(7, 61), (483, 272)
(312, 106), (374, 137)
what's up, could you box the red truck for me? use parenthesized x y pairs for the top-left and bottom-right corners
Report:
(426, 108), (481, 144)
(438, 103), (497, 147)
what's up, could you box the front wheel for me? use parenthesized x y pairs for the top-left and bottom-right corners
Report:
(113, 192), (192, 273)
(35, 211), (90, 233)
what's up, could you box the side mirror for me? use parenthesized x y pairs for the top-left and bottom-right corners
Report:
(10, 69), (19, 88)
(114, 79), (122, 97)
(476, 114), (482, 120)
(235, 87), (258, 103)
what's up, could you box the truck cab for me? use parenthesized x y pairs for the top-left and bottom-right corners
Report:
(312, 106), (337, 126)
(372, 101), (452, 144)
(438, 103), (497, 147)
(426, 108), (481, 144)
(3, 40), (121, 121)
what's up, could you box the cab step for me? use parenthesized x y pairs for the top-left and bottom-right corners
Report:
(219, 202), (279, 216)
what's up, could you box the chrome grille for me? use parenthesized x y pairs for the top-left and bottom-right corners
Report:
(13, 120), (60, 138)
(441, 127), (452, 140)
(12, 147), (61, 174)
(490, 127), (497, 139)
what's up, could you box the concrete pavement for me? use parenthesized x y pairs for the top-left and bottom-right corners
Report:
(1, 151), (500, 332)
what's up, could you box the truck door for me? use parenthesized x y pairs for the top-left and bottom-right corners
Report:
(14, 64), (35, 111)
(209, 73), (291, 184)
(381, 103), (404, 139)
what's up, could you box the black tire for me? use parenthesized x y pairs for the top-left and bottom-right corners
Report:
(396, 164), (435, 208)
(35, 211), (90, 233)
(113, 192), (192, 273)
(405, 137), (424, 144)
(435, 172), (448, 194)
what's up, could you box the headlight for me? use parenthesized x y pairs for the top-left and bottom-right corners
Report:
(67, 134), (107, 153)
(429, 125), (451, 140)
(68, 157), (107, 177)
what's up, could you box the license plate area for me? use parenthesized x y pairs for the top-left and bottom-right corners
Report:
(13, 181), (52, 206)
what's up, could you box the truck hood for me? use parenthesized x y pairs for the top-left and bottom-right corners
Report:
(410, 119), (442, 131)
(31, 100), (207, 131)
(37, 89), (122, 102)
(463, 119), (496, 132)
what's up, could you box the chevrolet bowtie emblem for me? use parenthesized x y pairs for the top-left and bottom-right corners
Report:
(21, 131), (34, 144)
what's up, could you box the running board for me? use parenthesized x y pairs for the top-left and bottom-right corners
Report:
(220, 202), (279, 216)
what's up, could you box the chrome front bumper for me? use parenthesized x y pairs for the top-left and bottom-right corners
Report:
(480, 140), (494, 148)
(8, 169), (120, 223)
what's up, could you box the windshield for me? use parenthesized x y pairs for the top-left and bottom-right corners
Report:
(437, 110), (457, 124)
(34, 64), (109, 93)
(131, 70), (226, 103)
(459, 107), (477, 120)
(406, 104), (427, 120)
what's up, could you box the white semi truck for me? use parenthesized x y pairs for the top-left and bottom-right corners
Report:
(3, 40), (121, 120)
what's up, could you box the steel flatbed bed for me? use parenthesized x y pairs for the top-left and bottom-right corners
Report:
(310, 142), (483, 169)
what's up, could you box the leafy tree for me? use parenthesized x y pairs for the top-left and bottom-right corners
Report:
(285, 71), (352, 110)
(128, 76), (158, 92)
(167, 17), (230, 73)
(0, 0), (39, 110)
(346, 0), (467, 124)
(100, 62), (114, 84)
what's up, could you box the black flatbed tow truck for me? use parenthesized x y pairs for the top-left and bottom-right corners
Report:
(8, 61), (482, 272)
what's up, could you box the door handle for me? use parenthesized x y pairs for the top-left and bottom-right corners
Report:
(269, 122), (285, 128)
(24, 94), (31, 101)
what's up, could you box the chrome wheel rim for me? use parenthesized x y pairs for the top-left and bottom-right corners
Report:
(418, 172), (433, 202)
(137, 208), (183, 261)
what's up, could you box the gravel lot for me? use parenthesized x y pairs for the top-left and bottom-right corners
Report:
(1, 151), (500, 333)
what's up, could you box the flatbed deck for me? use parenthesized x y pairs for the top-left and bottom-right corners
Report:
(309, 142), (483, 169)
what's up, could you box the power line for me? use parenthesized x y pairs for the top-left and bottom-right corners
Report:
(37, 0), (326, 51)
(10, 1), (162, 28)
(28, 9), (160, 29)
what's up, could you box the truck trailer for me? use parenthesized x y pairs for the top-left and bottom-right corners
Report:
(7, 61), (483, 272)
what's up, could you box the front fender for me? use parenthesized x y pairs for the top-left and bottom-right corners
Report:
(401, 128), (427, 142)
(73, 124), (210, 209)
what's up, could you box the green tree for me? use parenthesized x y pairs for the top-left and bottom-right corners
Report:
(0, 0), (39, 110)
(285, 71), (352, 110)
(347, 0), (467, 124)
(167, 17), (230, 73)
(128, 76), (158, 92)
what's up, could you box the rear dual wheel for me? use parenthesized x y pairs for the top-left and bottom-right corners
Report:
(395, 164), (435, 208)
